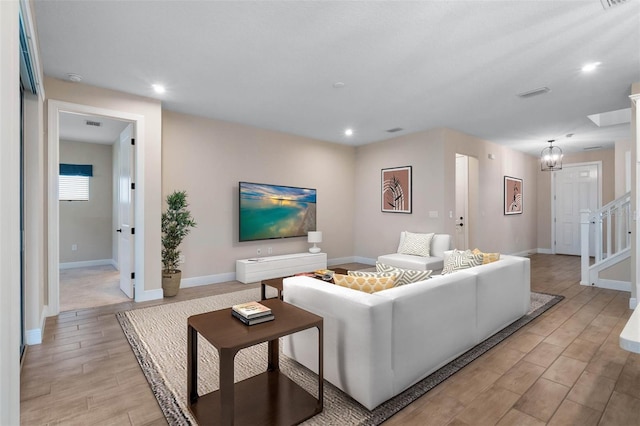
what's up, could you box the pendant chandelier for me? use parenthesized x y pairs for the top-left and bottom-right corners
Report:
(540, 139), (563, 171)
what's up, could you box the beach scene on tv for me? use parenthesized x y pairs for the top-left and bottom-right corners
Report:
(240, 182), (317, 241)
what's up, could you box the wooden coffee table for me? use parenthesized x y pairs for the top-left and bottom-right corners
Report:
(187, 298), (323, 425)
(261, 267), (349, 300)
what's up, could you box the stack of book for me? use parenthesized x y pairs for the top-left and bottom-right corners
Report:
(314, 269), (334, 281)
(231, 301), (275, 325)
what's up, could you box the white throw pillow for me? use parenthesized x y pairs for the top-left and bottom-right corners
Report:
(397, 231), (434, 257)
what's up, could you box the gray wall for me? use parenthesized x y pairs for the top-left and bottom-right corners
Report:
(59, 140), (113, 263)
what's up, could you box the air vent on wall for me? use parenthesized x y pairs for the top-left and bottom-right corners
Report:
(516, 87), (551, 99)
(85, 120), (102, 127)
(386, 127), (404, 133)
(601, 0), (628, 9)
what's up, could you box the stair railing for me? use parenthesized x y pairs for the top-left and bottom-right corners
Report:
(580, 191), (631, 286)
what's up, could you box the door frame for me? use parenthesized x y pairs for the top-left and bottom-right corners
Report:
(455, 154), (470, 250)
(47, 100), (145, 316)
(550, 161), (602, 255)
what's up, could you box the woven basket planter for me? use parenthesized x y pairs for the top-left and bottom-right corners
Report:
(162, 270), (182, 297)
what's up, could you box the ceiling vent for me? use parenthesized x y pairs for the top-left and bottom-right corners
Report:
(386, 127), (403, 133)
(85, 120), (102, 127)
(600, 0), (629, 9)
(516, 87), (551, 99)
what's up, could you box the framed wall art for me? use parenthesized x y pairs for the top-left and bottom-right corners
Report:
(382, 166), (412, 213)
(504, 176), (523, 215)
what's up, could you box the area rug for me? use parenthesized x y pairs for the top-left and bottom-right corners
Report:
(117, 288), (563, 425)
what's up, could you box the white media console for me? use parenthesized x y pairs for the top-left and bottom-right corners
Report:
(236, 252), (328, 284)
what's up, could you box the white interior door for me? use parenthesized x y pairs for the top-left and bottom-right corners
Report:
(455, 154), (469, 250)
(118, 124), (134, 298)
(554, 163), (599, 255)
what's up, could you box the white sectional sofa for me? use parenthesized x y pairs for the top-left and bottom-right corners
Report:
(377, 233), (452, 272)
(282, 254), (530, 410)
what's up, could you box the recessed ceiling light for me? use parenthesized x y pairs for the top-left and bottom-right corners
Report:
(344, 128), (353, 136)
(333, 82), (345, 89)
(582, 62), (601, 72)
(152, 84), (166, 94)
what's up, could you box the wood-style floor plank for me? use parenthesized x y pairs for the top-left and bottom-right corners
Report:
(20, 255), (640, 425)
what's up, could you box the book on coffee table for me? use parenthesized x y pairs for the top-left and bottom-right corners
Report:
(314, 269), (334, 281)
(232, 301), (272, 319)
(231, 310), (275, 325)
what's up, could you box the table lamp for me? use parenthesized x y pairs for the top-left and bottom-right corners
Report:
(307, 231), (322, 253)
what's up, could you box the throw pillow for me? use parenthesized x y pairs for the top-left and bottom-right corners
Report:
(347, 271), (398, 279)
(472, 248), (501, 264)
(333, 273), (396, 293)
(397, 231), (434, 257)
(441, 249), (484, 274)
(375, 262), (433, 286)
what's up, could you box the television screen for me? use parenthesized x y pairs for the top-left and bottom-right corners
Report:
(239, 182), (317, 242)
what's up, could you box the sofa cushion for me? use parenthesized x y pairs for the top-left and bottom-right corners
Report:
(431, 234), (452, 258)
(472, 248), (501, 264)
(376, 253), (444, 271)
(442, 249), (484, 274)
(397, 231), (434, 257)
(333, 273), (397, 293)
(374, 262), (433, 286)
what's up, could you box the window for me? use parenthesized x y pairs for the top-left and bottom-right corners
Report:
(59, 163), (92, 201)
(59, 175), (89, 201)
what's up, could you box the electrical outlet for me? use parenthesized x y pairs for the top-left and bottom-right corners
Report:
(179, 254), (185, 264)
(257, 248), (262, 255)
(71, 244), (77, 251)
(268, 247), (272, 255)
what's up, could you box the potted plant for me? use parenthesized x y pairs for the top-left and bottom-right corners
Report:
(161, 190), (196, 297)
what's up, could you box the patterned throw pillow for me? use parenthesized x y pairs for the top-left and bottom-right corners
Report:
(374, 262), (433, 286)
(333, 273), (396, 293)
(441, 249), (484, 274)
(397, 231), (434, 257)
(472, 248), (501, 264)
(347, 271), (398, 280)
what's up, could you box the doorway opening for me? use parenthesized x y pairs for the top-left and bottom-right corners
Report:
(58, 112), (132, 312)
(455, 154), (479, 250)
(48, 101), (144, 316)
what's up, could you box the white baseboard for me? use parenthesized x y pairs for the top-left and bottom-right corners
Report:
(59, 259), (115, 270)
(353, 256), (376, 266)
(26, 305), (48, 345)
(181, 272), (237, 288)
(596, 279), (631, 292)
(536, 248), (553, 255)
(630, 298), (637, 309)
(135, 288), (163, 303)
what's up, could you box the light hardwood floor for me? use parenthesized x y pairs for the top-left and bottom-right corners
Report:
(20, 255), (640, 425)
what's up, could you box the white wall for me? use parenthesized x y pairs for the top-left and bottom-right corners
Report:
(59, 140), (113, 263)
(0, 1), (22, 423)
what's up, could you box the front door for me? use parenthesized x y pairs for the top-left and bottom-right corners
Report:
(554, 163), (599, 256)
(118, 124), (135, 298)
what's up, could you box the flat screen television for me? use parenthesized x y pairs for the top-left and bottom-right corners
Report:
(239, 181), (317, 242)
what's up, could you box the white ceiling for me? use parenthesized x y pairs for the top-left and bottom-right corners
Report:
(59, 112), (129, 144)
(34, 1), (640, 155)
